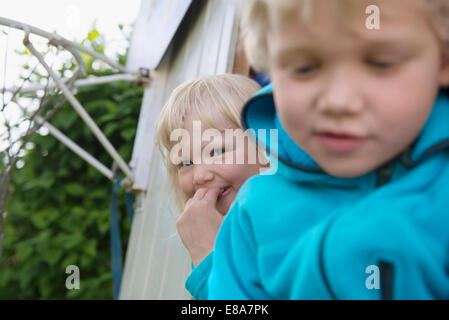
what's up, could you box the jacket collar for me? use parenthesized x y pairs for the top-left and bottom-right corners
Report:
(399, 93), (449, 168)
(242, 85), (449, 183)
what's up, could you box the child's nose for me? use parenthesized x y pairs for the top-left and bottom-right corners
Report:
(316, 71), (363, 117)
(192, 164), (214, 186)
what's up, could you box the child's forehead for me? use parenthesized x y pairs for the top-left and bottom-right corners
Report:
(181, 107), (236, 132)
(176, 111), (237, 149)
(268, 0), (435, 51)
(269, 0), (428, 30)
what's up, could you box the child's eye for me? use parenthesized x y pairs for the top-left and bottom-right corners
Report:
(211, 148), (226, 157)
(368, 60), (395, 69)
(181, 160), (193, 167)
(294, 65), (318, 75)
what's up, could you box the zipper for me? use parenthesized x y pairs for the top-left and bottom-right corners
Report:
(375, 161), (394, 188)
(379, 260), (394, 300)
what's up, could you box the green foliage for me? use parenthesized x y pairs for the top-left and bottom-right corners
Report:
(0, 26), (143, 299)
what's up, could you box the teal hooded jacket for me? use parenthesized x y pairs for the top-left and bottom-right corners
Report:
(204, 85), (449, 299)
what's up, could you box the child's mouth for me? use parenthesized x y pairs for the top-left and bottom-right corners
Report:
(317, 132), (366, 153)
(217, 186), (232, 201)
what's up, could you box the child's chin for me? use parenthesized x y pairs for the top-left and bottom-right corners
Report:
(218, 197), (235, 216)
(319, 160), (376, 179)
(217, 207), (228, 216)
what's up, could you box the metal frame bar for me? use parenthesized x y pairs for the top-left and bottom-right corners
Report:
(24, 36), (134, 182)
(0, 16), (141, 183)
(3, 73), (140, 94)
(0, 16), (137, 75)
(35, 116), (114, 181)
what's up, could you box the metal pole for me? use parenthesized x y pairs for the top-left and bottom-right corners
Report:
(25, 37), (134, 182)
(3, 73), (140, 94)
(0, 16), (136, 75)
(36, 116), (114, 181)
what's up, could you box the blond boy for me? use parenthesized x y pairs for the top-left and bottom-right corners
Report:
(208, 0), (449, 299)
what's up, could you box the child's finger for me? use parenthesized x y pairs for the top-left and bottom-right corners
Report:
(184, 198), (193, 210)
(193, 188), (208, 201)
(203, 187), (221, 205)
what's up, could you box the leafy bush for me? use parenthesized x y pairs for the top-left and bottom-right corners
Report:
(0, 27), (143, 299)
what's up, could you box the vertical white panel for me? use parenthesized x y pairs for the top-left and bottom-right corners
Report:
(126, 0), (193, 71)
(218, 3), (239, 73)
(129, 48), (172, 191)
(121, 0), (239, 299)
(196, 1), (221, 76)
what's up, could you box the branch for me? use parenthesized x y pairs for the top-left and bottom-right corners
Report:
(1, 62), (40, 113)
(0, 41), (82, 260)
(24, 34), (134, 182)
(0, 16), (138, 75)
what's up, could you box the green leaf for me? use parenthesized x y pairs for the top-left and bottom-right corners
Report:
(61, 233), (83, 250)
(66, 287), (82, 299)
(43, 248), (63, 267)
(97, 213), (110, 235)
(16, 244), (33, 262)
(60, 254), (78, 270)
(84, 100), (117, 113)
(30, 212), (48, 229)
(120, 127), (136, 140)
(2, 23), (142, 298)
(97, 112), (117, 124)
(64, 183), (85, 196)
(83, 239), (97, 257)
(103, 122), (120, 137)
(56, 111), (78, 130)
(88, 28), (100, 41)
(89, 189), (107, 200)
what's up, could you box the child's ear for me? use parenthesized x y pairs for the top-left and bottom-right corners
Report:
(439, 52), (449, 86)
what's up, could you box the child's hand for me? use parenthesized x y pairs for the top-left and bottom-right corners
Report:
(177, 187), (224, 267)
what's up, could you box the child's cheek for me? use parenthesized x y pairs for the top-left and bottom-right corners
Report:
(178, 169), (194, 198)
(373, 63), (438, 140)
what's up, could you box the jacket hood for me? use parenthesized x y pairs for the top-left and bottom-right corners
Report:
(241, 84), (449, 186)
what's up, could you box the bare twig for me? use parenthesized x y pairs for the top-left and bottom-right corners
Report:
(1, 26), (9, 110)
(24, 35), (134, 181)
(2, 62), (40, 112)
(0, 17), (140, 259)
(0, 17), (137, 75)
(0, 37), (82, 260)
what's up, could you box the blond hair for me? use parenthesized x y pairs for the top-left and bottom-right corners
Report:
(155, 73), (262, 212)
(239, 0), (449, 72)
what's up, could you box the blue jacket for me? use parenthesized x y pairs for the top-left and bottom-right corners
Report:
(206, 85), (449, 299)
(185, 252), (213, 299)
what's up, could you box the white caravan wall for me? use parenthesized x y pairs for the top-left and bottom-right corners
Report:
(120, 0), (239, 299)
